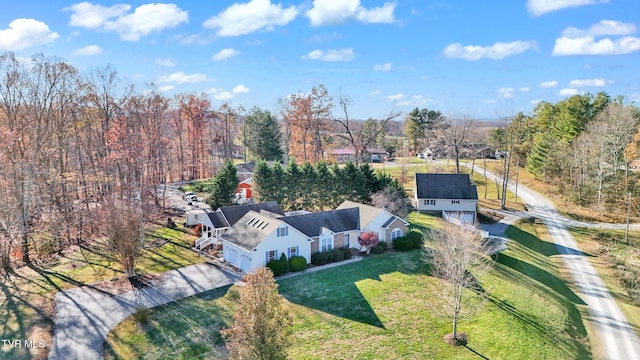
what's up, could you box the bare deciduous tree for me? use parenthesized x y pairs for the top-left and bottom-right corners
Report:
(221, 267), (292, 360)
(101, 197), (147, 278)
(422, 221), (492, 345)
(439, 116), (474, 174)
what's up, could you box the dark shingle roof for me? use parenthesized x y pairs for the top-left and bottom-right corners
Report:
(207, 211), (230, 228)
(280, 208), (360, 237)
(219, 201), (285, 227)
(415, 174), (478, 200)
(236, 161), (256, 174)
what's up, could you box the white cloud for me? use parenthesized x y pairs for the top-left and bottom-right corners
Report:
(369, 90), (381, 96)
(212, 48), (240, 61)
(157, 71), (208, 84)
(482, 99), (498, 104)
(67, 2), (188, 41)
(553, 20), (640, 55)
(154, 57), (176, 67)
(442, 40), (538, 60)
(562, 20), (636, 38)
(213, 91), (234, 101)
(203, 0), (297, 37)
(305, 0), (396, 26)
(539, 80), (558, 88)
(373, 62), (391, 71)
(498, 88), (515, 98)
(158, 85), (175, 92)
(232, 84), (250, 94)
(72, 44), (102, 55)
(558, 88), (579, 96)
(526, 0), (609, 17)
(553, 35), (640, 55)
(0, 18), (59, 51)
(530, 99), (542, 105)
(568, 78), (608, 87)
(302, 48), (355, 61)
(385, 93), (405, 102)
(519, 87), (531, 92)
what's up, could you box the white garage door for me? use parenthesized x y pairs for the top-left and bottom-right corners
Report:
(240, 254), (251, 273)
(226, 247), (238, 268)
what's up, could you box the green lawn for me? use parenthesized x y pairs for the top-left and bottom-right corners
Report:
(104, 217), (591, 360)
(0, 225), (205, 360)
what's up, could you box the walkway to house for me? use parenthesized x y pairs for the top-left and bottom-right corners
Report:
(48, 262), (242, 360)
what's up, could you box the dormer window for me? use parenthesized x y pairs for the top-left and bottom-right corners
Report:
(277, 226), (288, 237)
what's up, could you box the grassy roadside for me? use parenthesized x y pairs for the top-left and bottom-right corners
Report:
(567, 227), (640, 337)
(104, 216), (590, 360)
(0, 225), (205, 360)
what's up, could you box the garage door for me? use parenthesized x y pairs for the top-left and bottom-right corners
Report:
(240, 254), (251, 273)
(226, 247), (238, 268)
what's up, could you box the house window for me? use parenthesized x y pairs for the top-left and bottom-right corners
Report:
(451, 200), (460, 204)
(266, 250), (277, 262)
(288, 246), (298, 258)
(391, 228), (403, 240)
(344, 234), (350, 247)
(321, 237), (333, 252)
(423, 199), (427, 206)
(194, 214), (199, 219)
(277, 226), (288, 237)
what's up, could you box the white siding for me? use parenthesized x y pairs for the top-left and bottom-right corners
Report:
(415, 198), (477, 212)
(254, 229), (311, 271)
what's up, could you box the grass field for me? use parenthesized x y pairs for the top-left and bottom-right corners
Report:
(0, 225), (205, 360)
(104, 216), (591, 360)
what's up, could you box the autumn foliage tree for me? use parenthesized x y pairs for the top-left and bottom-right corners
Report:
(221, 267), (292, 360)
(358, 231), (379, 253)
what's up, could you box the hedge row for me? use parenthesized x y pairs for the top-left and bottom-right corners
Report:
(311, 248), (353, 266)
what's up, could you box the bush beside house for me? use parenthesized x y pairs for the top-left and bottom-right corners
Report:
(267, 260), (286, 276)
(289, 256), (307, 272)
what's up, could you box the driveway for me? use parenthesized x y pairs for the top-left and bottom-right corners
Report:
(48, 263), (241, 360)
(476, 166), (640, 360)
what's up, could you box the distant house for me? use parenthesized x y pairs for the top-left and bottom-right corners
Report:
(235, 177), (253, 204)
(414, 173), (478, 224)
(327, 148), (388, 163)
(221, 210), (312, 273)
(336, 200), (408, 246)
(236, 161), (256, 182)
(195, 201), (285, 250)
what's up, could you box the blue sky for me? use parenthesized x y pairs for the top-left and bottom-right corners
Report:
(1, 0), (639, 119)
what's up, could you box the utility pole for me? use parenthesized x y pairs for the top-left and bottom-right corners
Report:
(625, 191), (631, 244)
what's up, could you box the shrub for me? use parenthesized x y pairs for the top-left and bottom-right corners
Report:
(340, 247), (353, 260)
(378, 241), (388, 251)
(133, 307), (150, 324)
(280, 253), (290, 273)
(393, 236), (413, 252)
(311, 252), (329, 266)
(289, 256), (307, 272)
(358, 231), (379, 252)
(330, 248), (344, 262)
(406, 231), (424, 249)
(370, 245), (384, 254)
(266, 259), (286, 276)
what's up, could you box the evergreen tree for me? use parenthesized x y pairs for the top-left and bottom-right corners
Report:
(252, 161), (272, 203)
(243, 106), (284, 161)
(207, 161), (239, 209)
(284, 159), (302, 211)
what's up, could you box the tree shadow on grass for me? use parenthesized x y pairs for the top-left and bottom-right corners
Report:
(506, 225), (591, 258)
(279, 251), (427, 329)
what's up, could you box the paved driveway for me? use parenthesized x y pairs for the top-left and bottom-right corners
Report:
(48, 263), (241, 360)
(476, 166), (640, 360)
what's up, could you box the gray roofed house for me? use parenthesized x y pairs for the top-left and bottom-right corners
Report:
(414, 173), (478, 224)
(279, 208), (360, 237)
(194, 201), (285, 250)
(336, 200), (409, 245)
(221, 211), (285, 251)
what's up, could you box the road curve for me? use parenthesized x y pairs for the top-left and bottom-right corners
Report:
(477, 166), (640, 360)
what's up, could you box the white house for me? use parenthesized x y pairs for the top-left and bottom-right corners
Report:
(336, 201), (408, 248)
(414, 173), (478, 224)
(195, 201), (285, 250)
(221, 211), (312, 272)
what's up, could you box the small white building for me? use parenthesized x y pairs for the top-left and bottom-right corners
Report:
(185, 208), (208, 227)
(414, 173), (478, 224)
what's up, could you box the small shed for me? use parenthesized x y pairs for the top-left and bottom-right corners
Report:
(185, 208), (208, 227)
